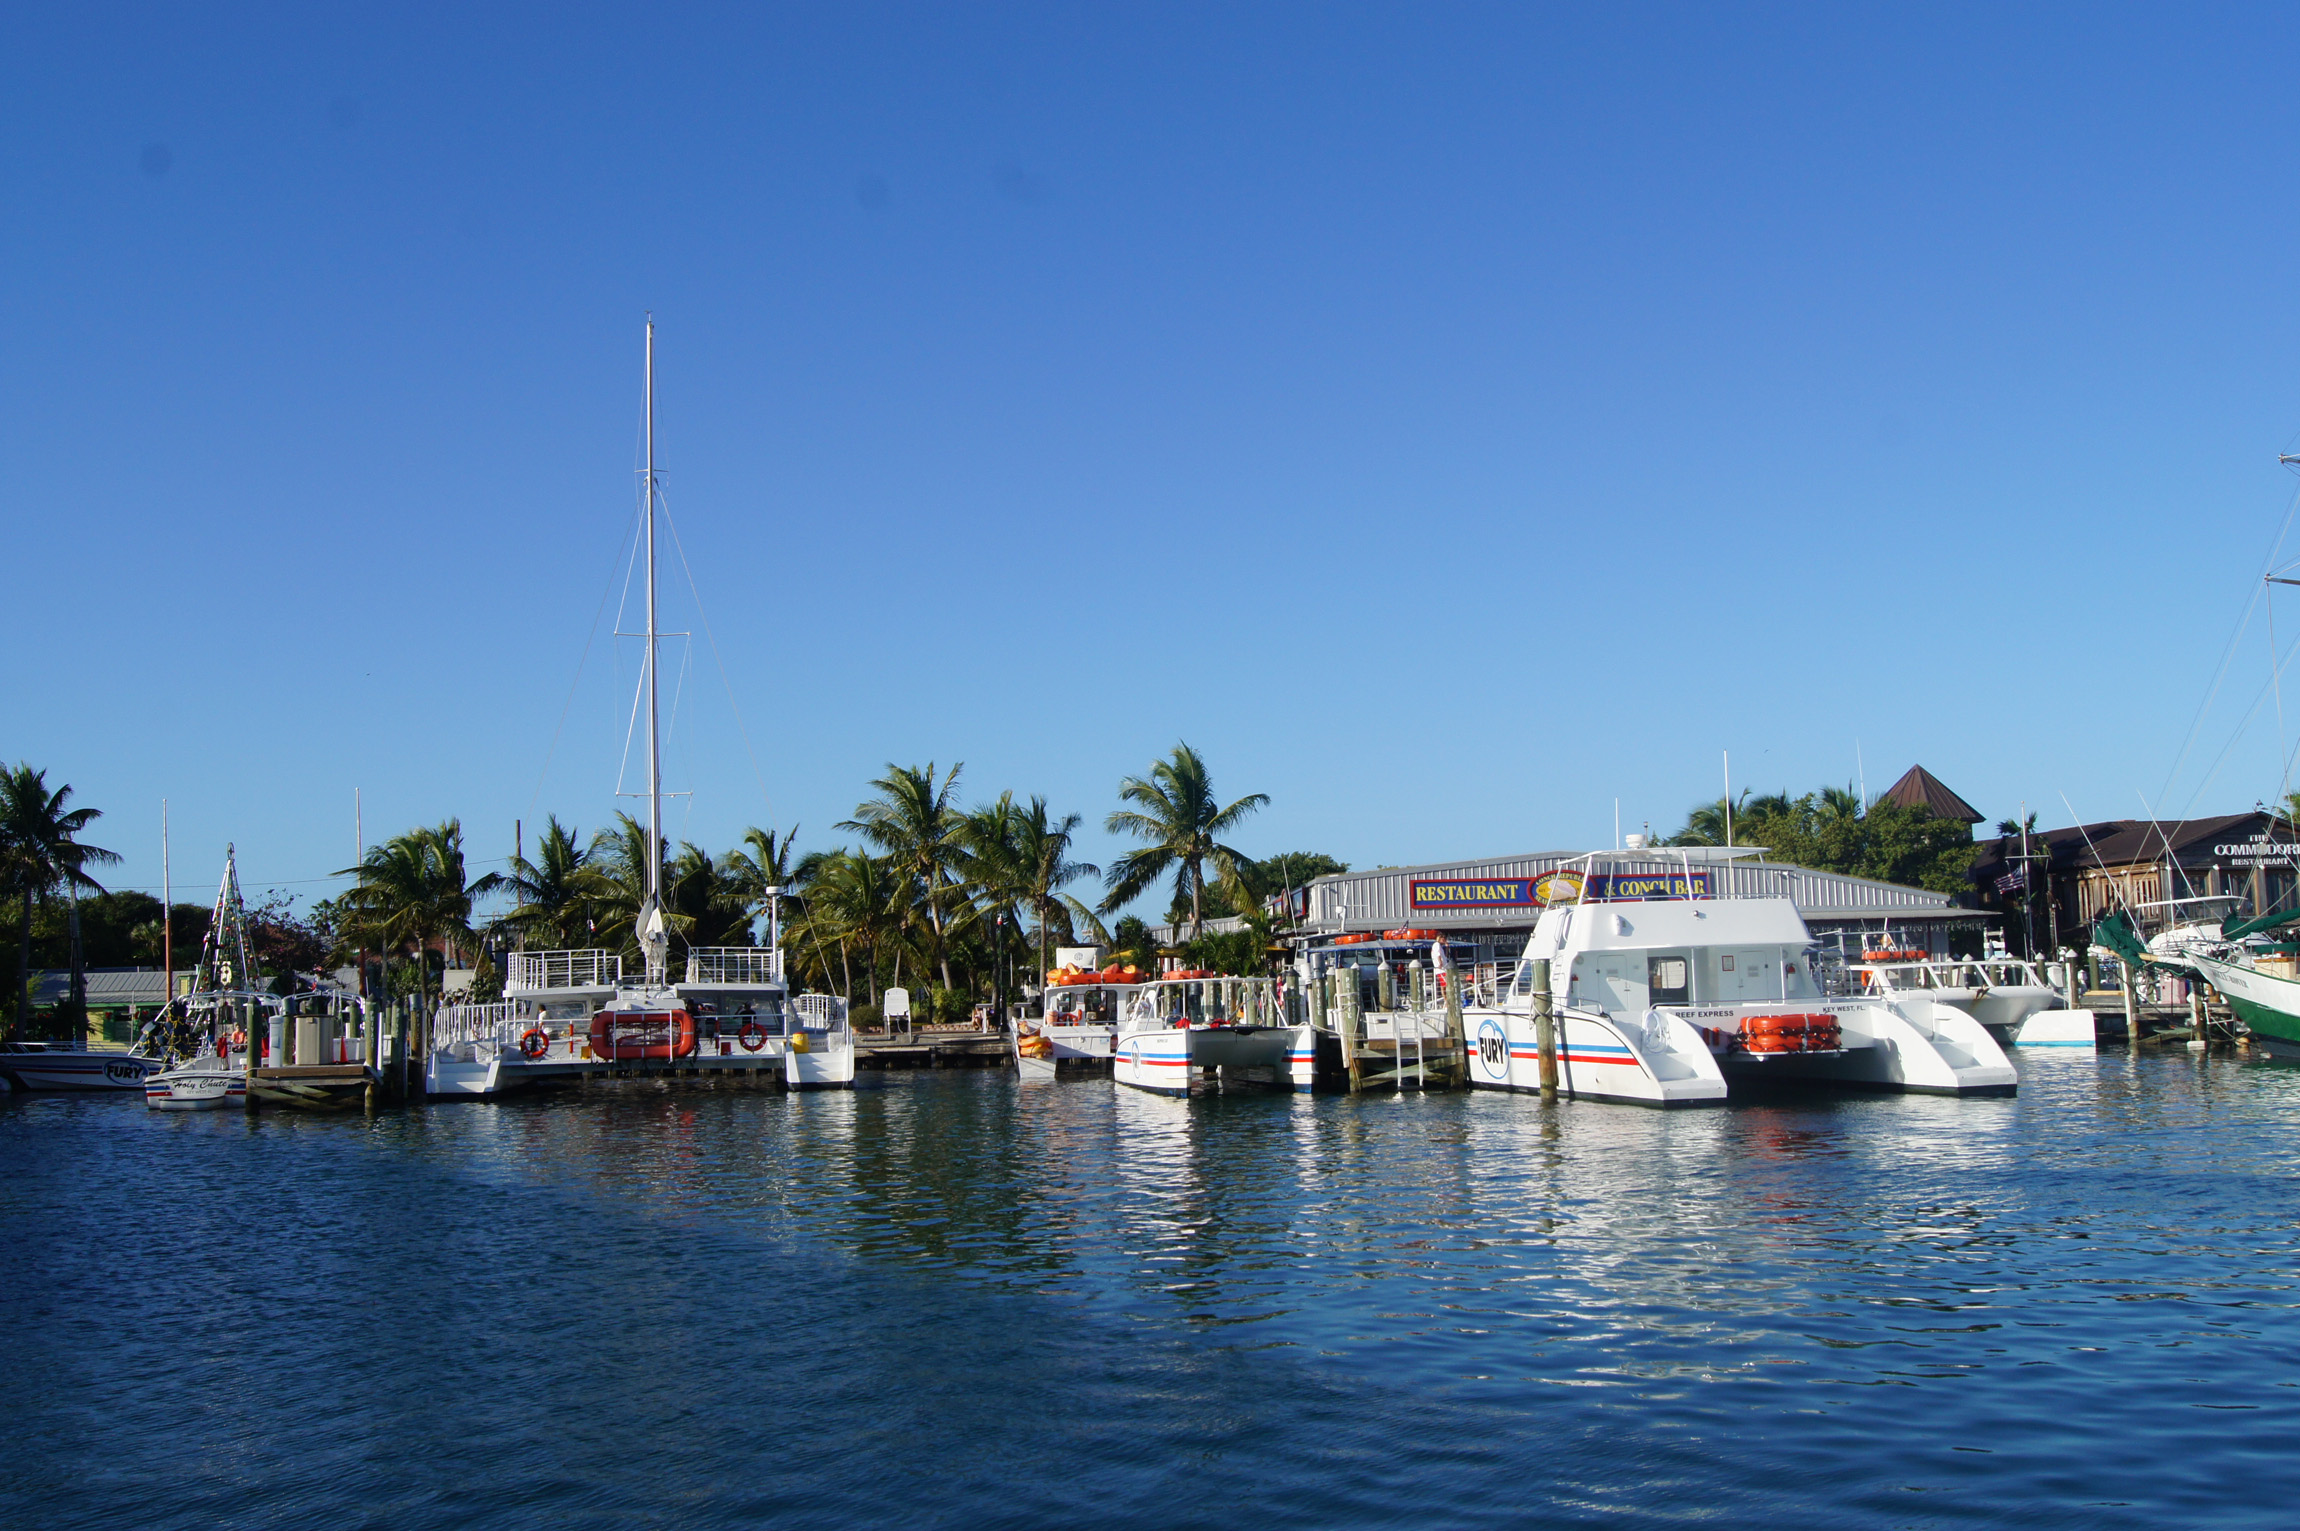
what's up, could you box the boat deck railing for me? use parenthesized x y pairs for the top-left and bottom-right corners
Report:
(508, 950), (623, 992)
(685, 947), (783, 986)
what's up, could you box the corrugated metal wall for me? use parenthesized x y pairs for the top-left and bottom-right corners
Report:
(1303, 851), (1953, 931)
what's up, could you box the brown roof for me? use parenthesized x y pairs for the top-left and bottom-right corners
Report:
(1879, 765), (1984, 824)
(1968, 812), (2291, 875)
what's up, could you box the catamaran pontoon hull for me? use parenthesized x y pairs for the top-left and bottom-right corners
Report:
(1701, 999), (2018, 1095)
(1461, 1008), (1727, 1106)
(1114, 1025), (1294, 1096)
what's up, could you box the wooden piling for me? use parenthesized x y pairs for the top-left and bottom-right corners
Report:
(1532, 958), (1557, 1101)
(2120, 964), (2140, 1047)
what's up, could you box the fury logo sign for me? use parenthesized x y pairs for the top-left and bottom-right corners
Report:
(1477, 1019), (1508, 1074)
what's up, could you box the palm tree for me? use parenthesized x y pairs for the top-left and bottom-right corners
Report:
(0, 765), (118, 1038)
(588, 813), (671, 959)
(334, 821), (502, 1015)
(966, 794), (1103, 981)
(500, 815), (607, 950)
(718, 825), (798, 944)
(1100, 743), (1268, 940)
(839, 763), (967, 991)
(793, 849), (910, 1005)
(667, 840), (749, 949)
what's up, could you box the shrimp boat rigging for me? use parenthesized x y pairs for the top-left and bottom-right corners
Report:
(142, 847), (270, 1110)
(426, 319), (853, 1097)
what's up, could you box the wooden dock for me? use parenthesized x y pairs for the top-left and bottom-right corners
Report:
(855, 1027), (1011, 1070)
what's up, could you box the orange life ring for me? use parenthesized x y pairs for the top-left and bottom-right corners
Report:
(739, 1019), (768, 1052)
(1383, 929), (1442, 941)
(519, 1028), (550, 1060)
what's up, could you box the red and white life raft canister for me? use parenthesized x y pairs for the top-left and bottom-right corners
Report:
(1735, 1013), (1844, 1055)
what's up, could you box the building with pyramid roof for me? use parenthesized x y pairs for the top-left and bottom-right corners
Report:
(1878, 765), (1984, 824)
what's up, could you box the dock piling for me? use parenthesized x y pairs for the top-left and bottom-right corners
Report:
(1533, 959), (1557, 1101)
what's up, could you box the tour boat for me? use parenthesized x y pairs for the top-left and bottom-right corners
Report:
(1112, 973), (1291, 1096)
(426, 319), (853, 1098)
(1458, 853), (2017, 1103)
(1849, 954), (2096, 1049)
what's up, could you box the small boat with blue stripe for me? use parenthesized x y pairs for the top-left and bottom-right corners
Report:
(1112, 975), (1291, 1096)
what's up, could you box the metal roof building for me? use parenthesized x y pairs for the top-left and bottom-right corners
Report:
(1289, 847), (1978, 961)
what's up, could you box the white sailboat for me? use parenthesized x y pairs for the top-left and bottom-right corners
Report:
(427, 319), (853, 1098)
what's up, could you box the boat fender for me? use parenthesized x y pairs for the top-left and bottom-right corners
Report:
(739, 1020), (768, 1052)
(519, 1028), (550, 1060)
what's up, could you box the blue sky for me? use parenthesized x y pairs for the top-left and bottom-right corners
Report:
(11, 4), (2300, 913)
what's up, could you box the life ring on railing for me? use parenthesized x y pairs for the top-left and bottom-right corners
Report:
(739, 1019), (768, 1052)
(519, 1028), (550, 1060)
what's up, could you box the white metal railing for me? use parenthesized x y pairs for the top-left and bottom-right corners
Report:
(432, 1002), (520, 1050)
(508, 950), (622, 992)
(684, 947), (783, 985)
(791, 993), (850, 1033)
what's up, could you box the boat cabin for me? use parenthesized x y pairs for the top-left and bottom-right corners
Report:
(1517, 896), (1824, 1015)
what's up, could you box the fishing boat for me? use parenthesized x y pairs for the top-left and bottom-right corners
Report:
(1112, 973), (1291, 1096)
(426, 319), (852, 1098)
(0, 1039), (162, 1094)
(141, 846), (375, 1109)
(1849, 953), (2095, 1049)
(1458, 852), (2016, 1102)
(144, 1043), (247, 1111)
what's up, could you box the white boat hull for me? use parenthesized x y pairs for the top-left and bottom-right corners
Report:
(1115, 1025), (1294, 1095)
(1462, 1006), (1727, 1106)
(2009, 1008), (2097, 1048)
(145, 1066), (245, 1111)
(1702, 999), (2017, 1094)
(784, 1032), (856, 1089)
(0, 1049), (162, 1092)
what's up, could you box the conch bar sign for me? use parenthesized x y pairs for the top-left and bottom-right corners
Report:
(1407, 870), (1711, 910)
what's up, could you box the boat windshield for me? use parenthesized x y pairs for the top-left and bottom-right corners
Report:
(1048, 987), (1118, 1026)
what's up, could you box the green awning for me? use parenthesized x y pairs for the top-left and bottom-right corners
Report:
(2091, 910), (2152, 968)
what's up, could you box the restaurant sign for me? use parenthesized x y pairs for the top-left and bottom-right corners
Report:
(1587, 870), (1713, 901)
(2215, 834), (2300, 867)
(1409, 877), (1545, 910)
(1407, 867), (1710, 910)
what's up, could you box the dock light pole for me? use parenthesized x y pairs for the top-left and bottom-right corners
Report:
(1532, 958), (1558, 1101)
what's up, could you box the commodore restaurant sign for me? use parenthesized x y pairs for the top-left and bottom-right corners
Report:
(1408, 868), (1710, 911)
(2215, 832), (2300, 868)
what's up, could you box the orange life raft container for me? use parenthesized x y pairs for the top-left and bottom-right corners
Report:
(587, 1008), (698, 1062)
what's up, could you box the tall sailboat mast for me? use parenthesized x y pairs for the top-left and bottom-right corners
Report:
(641, 316), (666, 984)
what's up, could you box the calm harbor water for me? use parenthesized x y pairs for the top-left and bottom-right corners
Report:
(7, 1053), (2300, 1529)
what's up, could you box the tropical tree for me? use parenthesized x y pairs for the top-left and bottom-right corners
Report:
(963, 793), (1103, 983)
(334, 821), (502, 1013)
(791, 849), (911, 1005)
(0, 765), (118, 1038)
(718, 825), (798, 944)
(500, 815), (608, 950)
(667, 840), (751, 949)
(588, 813), (670, 958)
(839, 763), (967, 990)
(1101, 743), (1269, 939)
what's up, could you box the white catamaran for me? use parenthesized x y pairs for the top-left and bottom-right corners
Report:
(425, 320), (853, 1099)
(1456, 852), (2017, 1104)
